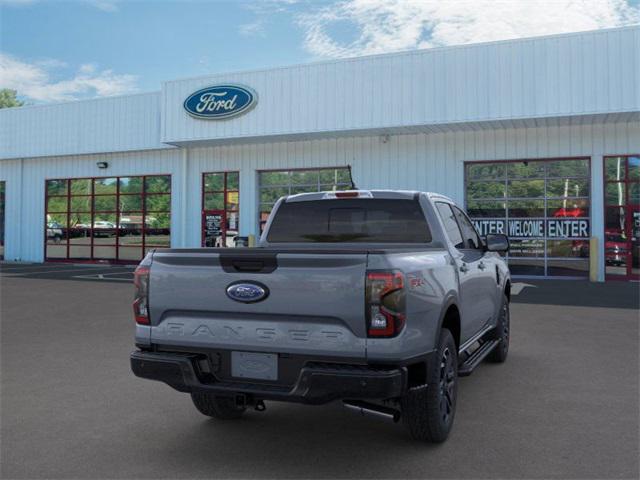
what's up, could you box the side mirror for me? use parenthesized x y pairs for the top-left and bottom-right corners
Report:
(485, 234), (509, 252)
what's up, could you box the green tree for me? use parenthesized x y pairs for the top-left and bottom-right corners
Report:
(0, 89), (24, 109)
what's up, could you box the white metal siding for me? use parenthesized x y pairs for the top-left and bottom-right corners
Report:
(0, 92), (169, 160)
(162, 27), (639, 145)
(2, 120), (638, 280)
(0, 159), (22, 261)
(1, 149), (181, 262)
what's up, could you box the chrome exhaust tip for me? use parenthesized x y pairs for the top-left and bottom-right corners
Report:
(343, 400), (401, 423)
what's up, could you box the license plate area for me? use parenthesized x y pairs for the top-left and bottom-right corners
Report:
(231, 351), (278, 381)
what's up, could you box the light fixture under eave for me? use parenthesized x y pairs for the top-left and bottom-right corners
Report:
(96, 162), (108, 169)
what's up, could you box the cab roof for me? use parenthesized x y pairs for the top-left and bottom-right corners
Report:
(283, 190), (455, 203)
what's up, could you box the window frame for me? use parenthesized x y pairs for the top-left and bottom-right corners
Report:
(435, 202), (465, 250)
(201, 171), (240, 247)
(451, 204), (483, 250)
(602, 155), (640, 280)
(464, 157), (591, 278)
(44, 174), (171, 264)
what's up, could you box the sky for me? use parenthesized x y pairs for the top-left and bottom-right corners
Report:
(1, 0), (639, 104)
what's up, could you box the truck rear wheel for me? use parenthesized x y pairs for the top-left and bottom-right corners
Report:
(487, 293), (509, 363)
(191, 392), (246, 420)
(401, 328), (457, 443)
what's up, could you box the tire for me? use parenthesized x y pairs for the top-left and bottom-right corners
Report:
(401, 328), (458, 443)
(487, 293), (510, 363)
(190, 392), (247, 420)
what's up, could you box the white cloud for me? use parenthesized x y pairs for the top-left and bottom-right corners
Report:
(298, 0), (640, 58)
(0, 53), (138, 102)
(239, 19), (266, 37)
(86, 0), (119, 12)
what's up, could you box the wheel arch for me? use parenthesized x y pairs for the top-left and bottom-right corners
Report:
(437, 297), (461, 351)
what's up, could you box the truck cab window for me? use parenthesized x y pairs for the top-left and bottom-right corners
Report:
(436, 203), (464, 249)
(452, 206), (482, 250)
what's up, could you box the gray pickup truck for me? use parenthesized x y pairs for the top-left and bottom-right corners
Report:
(131, 190), (511, 442)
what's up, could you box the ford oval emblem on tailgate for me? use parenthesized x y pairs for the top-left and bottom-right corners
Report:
(226, 281), (269, 303)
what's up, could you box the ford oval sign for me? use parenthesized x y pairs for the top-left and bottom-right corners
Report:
(184, 84), (257, 120)
(226, 281), (269, 303)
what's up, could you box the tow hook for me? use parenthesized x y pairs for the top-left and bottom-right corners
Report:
(255, 400), (266, 412)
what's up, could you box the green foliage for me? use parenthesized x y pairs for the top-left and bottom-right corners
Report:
(0, 89), (24, 109)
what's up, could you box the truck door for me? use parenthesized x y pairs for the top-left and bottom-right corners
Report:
(435, 203), (498, 344)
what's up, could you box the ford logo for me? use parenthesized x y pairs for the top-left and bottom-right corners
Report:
(184, 84), (257, 120)
(226, 281), (269, 303)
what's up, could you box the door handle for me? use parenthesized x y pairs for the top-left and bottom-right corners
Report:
(459, 263), (469, 273)
(478, 261), (486, 271)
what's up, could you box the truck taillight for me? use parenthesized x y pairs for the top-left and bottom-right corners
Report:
(133, 265), (150, 325)
(366, 270), (405, 337)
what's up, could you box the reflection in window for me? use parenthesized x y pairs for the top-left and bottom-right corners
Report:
(45, 175), (171, 262)
(605, 157), (625, 181)
(508, 239), (545, 257)
(507, 200), (545, 218)
(629, 156), (639, 181)
(202, 171), (240, 248)
(506, 161), (545, 179)
(435, 203), (464, 249)
(465, 158), (591, 277)
(546, 179), (589, 197)
(547, 240), (589, 258)
(258, 167), (352, 232)
(466, 181), (506, 199)
(547, 199), (589, 218)
(546, 159), (589, 178)
(94, 178), (117, 194)
(466, 163), (506, 180)
(507, 180), (545, 198)
(466, 200), (506, 218)
(605, 183), (625, 206)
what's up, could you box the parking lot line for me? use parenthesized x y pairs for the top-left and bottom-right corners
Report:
(0, 266), (131, 276)
(72, 272), (133, 281)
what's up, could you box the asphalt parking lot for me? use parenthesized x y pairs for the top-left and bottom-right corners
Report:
(1, 263), (638, 479)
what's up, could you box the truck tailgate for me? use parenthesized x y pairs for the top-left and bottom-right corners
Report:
(148, 250), (368, 359)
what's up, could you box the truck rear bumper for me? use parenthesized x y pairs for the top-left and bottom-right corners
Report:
(130, 350), (407, 404)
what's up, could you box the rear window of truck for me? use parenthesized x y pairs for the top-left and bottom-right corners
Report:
(266, 198), (432, 243)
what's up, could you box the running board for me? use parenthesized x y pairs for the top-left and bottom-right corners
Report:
(457, 339), (500, 377)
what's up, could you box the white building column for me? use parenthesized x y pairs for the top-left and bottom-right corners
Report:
(239, 168), (258, 240)
(591, 155), (605, 282)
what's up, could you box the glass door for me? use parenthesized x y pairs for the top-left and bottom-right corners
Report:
(202, 172), (239, 247)
(604, 156), (639, 280)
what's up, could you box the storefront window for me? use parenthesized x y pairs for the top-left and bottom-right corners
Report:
(603, 156), (639, 279)
(202, 172), (239, 247)
(45, 175), (171, 262)
(258, 167), (352, 232)
(465, 158), (591, 277)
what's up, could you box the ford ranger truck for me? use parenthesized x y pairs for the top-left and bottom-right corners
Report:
(131, 191), (511, 443)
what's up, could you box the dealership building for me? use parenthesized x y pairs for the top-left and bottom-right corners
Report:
(0, 26), (638, 281)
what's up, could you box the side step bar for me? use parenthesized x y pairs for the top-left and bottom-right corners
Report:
(458, 339), (500, 377)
